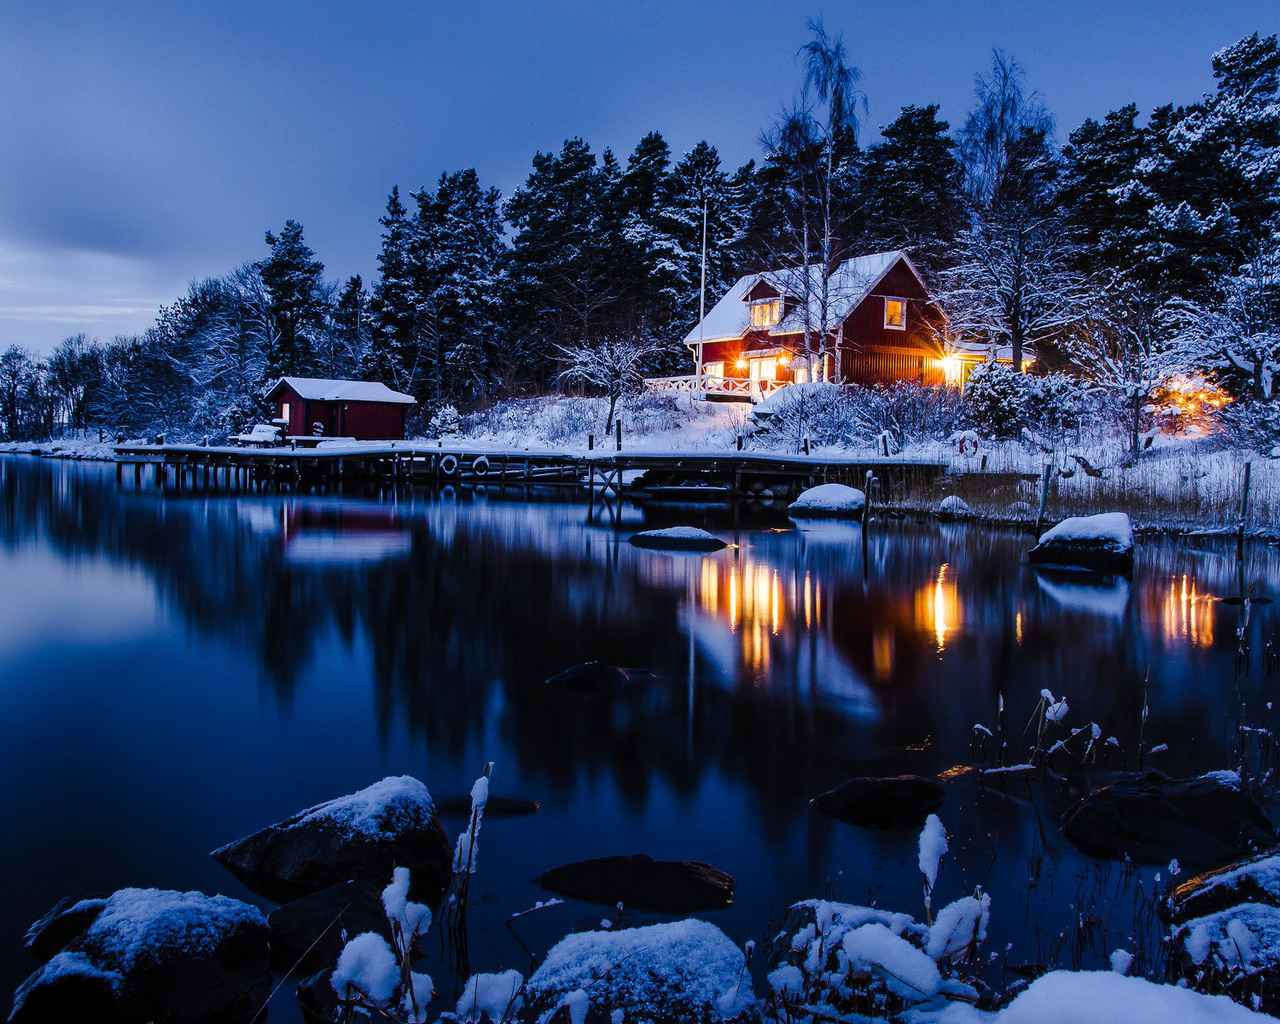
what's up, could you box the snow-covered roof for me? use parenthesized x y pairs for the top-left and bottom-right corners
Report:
(269, 377), (417, 404)
(682, 251), (923, 348)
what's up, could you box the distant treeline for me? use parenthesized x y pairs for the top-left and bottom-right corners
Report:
(2, 27), (1278, 442)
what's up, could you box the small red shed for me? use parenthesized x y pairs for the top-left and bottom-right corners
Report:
(266, 377), (417, 441)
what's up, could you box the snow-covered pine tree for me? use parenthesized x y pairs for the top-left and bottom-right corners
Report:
(859, 104), (967, 281)
(366, 187), (418, 394)
(257, 220), (329, 379)
(410, 169), (504, 403)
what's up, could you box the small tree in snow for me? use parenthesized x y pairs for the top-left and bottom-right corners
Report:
(1172, 244), (1280, 401)
(556, 335), (655, 433)
(1064, 277), (1183, 455)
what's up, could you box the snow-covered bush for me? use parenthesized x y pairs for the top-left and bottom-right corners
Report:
(459, 393), (687, 446)
(964, 362), (1026, 438)
(1023, 372), (1086, 436)
(753, 382), (968, 451)
(1219, 397), (1280, 451)
(429, 405), (462, 438)
(331, 868), (434, 1022)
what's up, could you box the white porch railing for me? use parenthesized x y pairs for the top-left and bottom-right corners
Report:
(644, 375), (789, 402)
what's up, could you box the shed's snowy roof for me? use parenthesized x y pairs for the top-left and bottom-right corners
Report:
(270, 377), (417, 404)
(682, 250), (920, 347)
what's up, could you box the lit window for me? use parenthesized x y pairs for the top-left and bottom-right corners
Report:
(750, 299), (781, 327)
(884, 298), (906, 330)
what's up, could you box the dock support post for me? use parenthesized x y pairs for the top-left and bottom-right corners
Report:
(616, 420), (622, 452)
(1238, 461), (1253, 566)
(862, 470), (873, 576)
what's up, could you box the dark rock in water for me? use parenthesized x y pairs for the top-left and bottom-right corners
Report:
(544, 662), (654, 695)
(211, 775), (453, 904)
(1164, 848), (1280, 924)
(536, 854), (734, 913)
(433, 794), (541, 817)
(628, 528), (726, 552)
(10, 887), (270, 1024)
(296, 968), (339, 1024)
(10, 954), (118, 1024)
(22, 894), (108, 961)
(268, 881), (391, 974)
(812, 776), (946, 829)
(1061, 772), (1275, 868)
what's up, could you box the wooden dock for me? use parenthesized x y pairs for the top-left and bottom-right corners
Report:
(112, 441), (949, 500)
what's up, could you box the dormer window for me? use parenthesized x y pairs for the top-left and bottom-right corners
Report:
(884, 298), (907, 330)
(750, 299), (782, 328)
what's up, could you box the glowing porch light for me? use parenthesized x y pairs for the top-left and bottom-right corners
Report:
(940, 355), (963, 384)
(735, 357), (748, 369)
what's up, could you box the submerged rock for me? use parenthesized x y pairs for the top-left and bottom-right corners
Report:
(522, 919), (751, 1024)
(628, 527), (726, 552)
(811, 776), (946, 830)
(1061, 771), (1275, 868)
(11, 888), (270, 1024)
(543, 662), (654, 695)
(1028, 512), (1135, 573)
(211, 775), (453, 904)
(788, 483), (866, 518)
(535, 854), (734, 913)
(1166, 849), (1280, 924)
(268, 880), (392, 974)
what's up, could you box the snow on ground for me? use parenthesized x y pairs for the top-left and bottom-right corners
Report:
(932, 969), (1271, 1022)
(0, 438), (118, 460)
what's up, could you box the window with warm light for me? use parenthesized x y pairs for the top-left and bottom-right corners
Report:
(884, 298), (906, 330)
(702, 361), (724, 379)
(750, 299), (781, 328)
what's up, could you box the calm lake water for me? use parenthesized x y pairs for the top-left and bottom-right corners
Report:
(1, 454), (1278, 1020)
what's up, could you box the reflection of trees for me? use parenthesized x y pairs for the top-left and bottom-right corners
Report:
(3, 457), (1276, 836)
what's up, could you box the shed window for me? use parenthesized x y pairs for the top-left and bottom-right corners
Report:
(750, 299), (781, 328)
(884, 298), (906, 330)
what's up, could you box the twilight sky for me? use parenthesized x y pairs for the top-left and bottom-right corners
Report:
(1, 1), (1277, 353)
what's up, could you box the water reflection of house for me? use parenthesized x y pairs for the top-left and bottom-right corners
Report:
(279, 505), (413, 566)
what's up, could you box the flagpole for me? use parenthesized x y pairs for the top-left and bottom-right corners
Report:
(697, 197), (708, 399)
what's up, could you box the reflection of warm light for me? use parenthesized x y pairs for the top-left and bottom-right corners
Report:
(916, 564), (960, 650)
(700, 560), (719, 615)
(1165, 573), (1213, 647)
(729, 566), (739, 631)
(1016, 611), (1023, 644)
(804, 572), (812, 628)
(771, 571), (780, 635)
(873, 628), (894, 681)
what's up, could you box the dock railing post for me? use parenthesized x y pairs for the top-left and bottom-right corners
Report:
(1238, 461), (1253, 564)
(588, 434), (594, 451)
(1034, 461), (1053, 538)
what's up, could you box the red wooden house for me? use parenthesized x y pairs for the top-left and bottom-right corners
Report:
(660, 251), (974, 400)
(266, 377), (416, 441)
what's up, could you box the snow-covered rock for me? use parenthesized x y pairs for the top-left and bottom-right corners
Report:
(628, 527), (727, 552)
(11, 888), (269, 1024)
(211, 775), (453, 903)
(522, 919), (751, 1024)
(938, 495), (971, 517)
(787, 483), (866, 518)
(1028, 513), (1134, 573)
(933, 969), (1271, 1022)
(1167, 850), (1280, 924)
